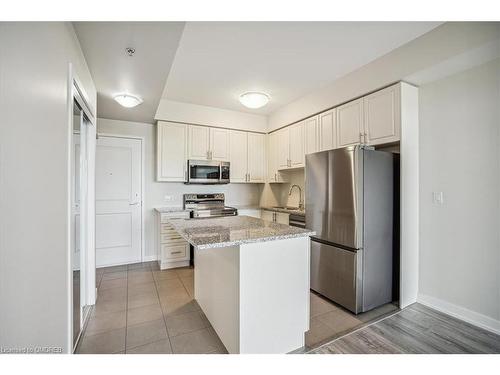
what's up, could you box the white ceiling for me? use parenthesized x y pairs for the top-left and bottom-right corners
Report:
(73, 22), (185, 123)
(162, 22), (441, 115)
(74, 22), (442, 123)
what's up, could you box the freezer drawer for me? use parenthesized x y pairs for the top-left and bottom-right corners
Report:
(310, 240), (361, 313)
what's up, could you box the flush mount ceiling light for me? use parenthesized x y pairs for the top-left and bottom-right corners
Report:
(239, 91), (270, 109)
(113, 94), (143, 108)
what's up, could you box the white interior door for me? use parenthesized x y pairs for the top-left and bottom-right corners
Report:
(95, 136), (142, 267)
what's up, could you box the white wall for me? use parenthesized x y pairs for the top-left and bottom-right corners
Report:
(0, 22), (96, 352)
(155, 99), (267, 133)
(418, 59), (500, 332)
(268, 22), (500, 131)
(97, 118), (261, 260)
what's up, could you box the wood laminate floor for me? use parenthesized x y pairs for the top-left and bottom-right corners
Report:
(311, 303), (500, 354)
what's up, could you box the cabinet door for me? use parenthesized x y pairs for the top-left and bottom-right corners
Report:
(261, 210), (275, 222)
(336, 99), (364, 148)
(157, 121), (187, 182)
(289, 122), (305, 168)
(277, 127), (290, 170)
(247, 133), (266, 183)
(364, 84), (401, 146)
(210, 128), (230, 161)
(229, 130), (248, 183)
(275, 212), (290, 225)
(304, 116), (319, 155)
(319, 108), (336, 151)
(188, 125), (210, 160)
(267, 133), (287, 183)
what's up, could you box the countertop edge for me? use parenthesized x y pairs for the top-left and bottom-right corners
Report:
(195, 231), (316, 250)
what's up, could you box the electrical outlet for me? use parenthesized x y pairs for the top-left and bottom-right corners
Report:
(164, 195), (173, 202)
(432, 191), (444, 205)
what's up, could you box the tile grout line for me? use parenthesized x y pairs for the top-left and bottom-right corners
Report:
(152, 265), (176, 354)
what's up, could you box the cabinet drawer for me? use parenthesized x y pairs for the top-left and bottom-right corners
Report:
(161, 233), (184, 243)
(161, 244), (188, 260)
(160, 212), (189, 223)
(160, 223), (175, 233)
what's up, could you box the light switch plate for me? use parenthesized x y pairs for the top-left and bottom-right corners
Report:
(432, 191), (444, 205)
(164, 195), (173, 202)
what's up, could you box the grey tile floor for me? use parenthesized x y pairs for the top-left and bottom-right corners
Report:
(76, 262), (226, 354)
(76, 261), (397, 354)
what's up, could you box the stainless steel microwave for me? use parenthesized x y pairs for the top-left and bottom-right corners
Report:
(186, 160), (230, 184)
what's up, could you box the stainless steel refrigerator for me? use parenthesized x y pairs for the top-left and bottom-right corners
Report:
(305, 145), (394, 314)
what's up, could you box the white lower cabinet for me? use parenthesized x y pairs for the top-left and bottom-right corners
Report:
(157, 211), (190, 270)
(261, 210), (289, 225)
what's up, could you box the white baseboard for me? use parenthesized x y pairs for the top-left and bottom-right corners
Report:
(417, 293), (500, 335)
(143, 255), (157, 262)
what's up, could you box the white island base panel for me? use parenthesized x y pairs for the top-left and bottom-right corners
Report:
(194, 236), (310, 354)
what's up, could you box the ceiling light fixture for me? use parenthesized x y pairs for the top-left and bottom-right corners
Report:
(239, 91), (270, 109)
(113, 93), (143, 108)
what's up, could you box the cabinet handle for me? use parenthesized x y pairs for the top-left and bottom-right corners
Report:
(364, 132), (368, 144)
(184, 170), (187, 181)
(274, 173), (277, 182)
(248, 173), (250, 182)
(359, 132), (364, 144)
(171, 251), (182, 255)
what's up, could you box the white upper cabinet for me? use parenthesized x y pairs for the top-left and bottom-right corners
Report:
(229, 131), (265, 183)
(247, 133), (266, 183)
(157, 121), (187, 182)
(188, 125), (230, 161)
(304, 116), (319, 155)
(210, 127), (230, 161)
(188, 125), (210, 160)
(289, 121), (305, 168)
(318, 109), (336, 152)
(267, 132), (287, 183)
(229, 130), (248, 183)
(336, 98), (364, 148)
(363, 84), (401, 146)
(277, 127), (290, 170)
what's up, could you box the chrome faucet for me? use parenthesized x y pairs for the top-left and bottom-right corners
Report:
(288, 184), (304, 210)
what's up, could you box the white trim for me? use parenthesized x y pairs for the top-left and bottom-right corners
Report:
(143, 255), (158, 262)
(418, 293), (500, 335)
(67, 66), (97, 353)
(96, 133), (146, 263)
(399, 82), (419, 308)
(67, 63), (74, 354)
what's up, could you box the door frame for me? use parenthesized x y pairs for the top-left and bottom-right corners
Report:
(97, 133), (146, 265)
(67, 66), (96, 353)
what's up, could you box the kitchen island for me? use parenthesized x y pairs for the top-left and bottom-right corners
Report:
(168, 215), (315, 354)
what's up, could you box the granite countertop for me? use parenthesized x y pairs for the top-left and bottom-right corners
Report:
(167, 216), (315, 250)
(154, 207), (191, 213)
(261, 206), (306, 217)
